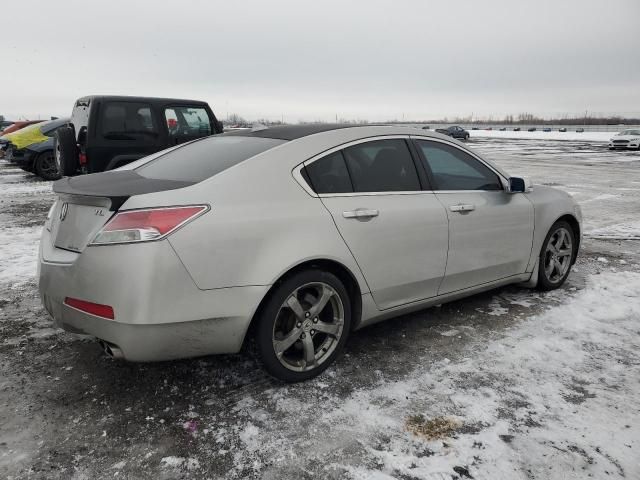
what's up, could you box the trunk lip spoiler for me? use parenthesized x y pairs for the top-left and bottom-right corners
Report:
(53, 171), (195, 211)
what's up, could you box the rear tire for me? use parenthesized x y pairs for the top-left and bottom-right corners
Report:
(537, 220), (575, 291)
(34, 150), (61, 180)
(255, 269), (351, 382)
(54, 126), (79, 177)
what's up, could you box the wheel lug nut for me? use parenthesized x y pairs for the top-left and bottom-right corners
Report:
(310, 329), (315, 335)
(296, 322), (302, 328)
(300, 333), (306, 339)
(305, 312), (310, 318)
(313, 317), (318, 323)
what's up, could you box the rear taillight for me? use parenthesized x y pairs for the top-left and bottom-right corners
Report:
(64, 297), (115, 320)
(78, 151), (87, 165)
(90, 205), (208, 245)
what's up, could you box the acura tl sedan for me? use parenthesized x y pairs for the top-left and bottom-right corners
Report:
(39, 125), (581, 382)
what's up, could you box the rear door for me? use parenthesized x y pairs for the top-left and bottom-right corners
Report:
(412, 138), (534, 294)
(163, 105), (213, 145)
(303, 137), (449, 310)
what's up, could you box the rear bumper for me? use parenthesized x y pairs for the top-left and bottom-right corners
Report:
(38, 229), (270, 361)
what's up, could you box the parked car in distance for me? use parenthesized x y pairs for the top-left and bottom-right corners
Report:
(576, 128), (584, 133)
(608, 129), (640, 150)
(528, 127), (537, 132)
(559, 128), (567, 132)
(54, 95), (223, 176)
(486, 127), (493, 131)
(513, 127), (521, 131)
(1, 120), (15, 132)
(0, 120), (44, 137)
(39, 124), (582, 382)
(471, 127), (479, 130)
(499, 127), (506, 131)
(543, 128), (552, 132)
(3, 118), (69, 179)
(434, 125), (469, 140)
(421, 126), (430, 130)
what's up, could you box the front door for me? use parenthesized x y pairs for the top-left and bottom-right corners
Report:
(413, 138), (534, 294)
(303, 138), (449, 310)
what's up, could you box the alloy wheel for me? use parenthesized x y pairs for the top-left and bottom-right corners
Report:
(543, 226), (573, 283)
(272, 282), (345, 372)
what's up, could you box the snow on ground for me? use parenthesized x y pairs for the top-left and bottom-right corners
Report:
(586, 221), (640, 240)
(222, 271), (640, 479)
(0, 225), (41, 287)
(470, 129), (614, 142)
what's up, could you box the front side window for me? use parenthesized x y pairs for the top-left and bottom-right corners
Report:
(165, 107), (212, 137)
(304, 150), (353, 194)
(342, 139), (421, 192)
(100, 102), (157, 140)
(416, 140), (502, 191)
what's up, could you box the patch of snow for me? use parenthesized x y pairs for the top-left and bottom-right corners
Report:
(587, 221), (640, 240)
(439, 329), (460, 337)
(470, 130), (614, 142)
(0, 225), (41, 286)
(160, 456), (200, 471)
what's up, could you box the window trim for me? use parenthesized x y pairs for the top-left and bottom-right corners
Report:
(409, 135), (508, 192)
(292, 135), (430, 197)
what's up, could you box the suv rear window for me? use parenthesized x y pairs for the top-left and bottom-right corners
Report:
(136, 135), (285, 182)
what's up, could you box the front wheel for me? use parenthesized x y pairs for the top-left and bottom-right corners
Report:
(255, 269), (351, 382)
(537, 221), (575, 291)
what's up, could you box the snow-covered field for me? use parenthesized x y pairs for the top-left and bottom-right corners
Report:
(0, 138), (639, 480)
(470, 129), (614, 142)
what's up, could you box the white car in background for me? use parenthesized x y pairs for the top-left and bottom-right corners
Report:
(608, 129), (640, 150)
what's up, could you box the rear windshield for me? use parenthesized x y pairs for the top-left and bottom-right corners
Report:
(136, 135), (285, 182)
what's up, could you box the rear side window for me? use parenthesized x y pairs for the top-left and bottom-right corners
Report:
(136, 135), (285, 182)
(343, 139), (420, 192)
(100, 102), (157, 139)
(304, 151), (353, 194)
(165, 107), (212, 137)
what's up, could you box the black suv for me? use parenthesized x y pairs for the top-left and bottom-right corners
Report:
(55, 96), (223, 176)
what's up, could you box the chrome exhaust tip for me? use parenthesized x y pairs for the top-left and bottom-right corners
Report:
(99, 340), (124, 360)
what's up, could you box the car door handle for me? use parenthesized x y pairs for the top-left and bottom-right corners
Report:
(343, 208), (379, 219)
(449, 204), (476, 212)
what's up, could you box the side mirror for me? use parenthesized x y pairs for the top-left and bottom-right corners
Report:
(508, 176), (531, 193)
(215, 120), (224, 133)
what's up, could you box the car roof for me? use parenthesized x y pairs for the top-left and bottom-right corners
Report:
(75, 95), (210, 106)
(221, 124), (388, 141)
(39, 117), (70, 133)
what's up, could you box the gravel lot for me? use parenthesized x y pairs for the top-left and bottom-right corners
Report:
(1, 138), (639, 480)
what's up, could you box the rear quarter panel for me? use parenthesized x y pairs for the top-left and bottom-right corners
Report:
(122, 142), (369, 292)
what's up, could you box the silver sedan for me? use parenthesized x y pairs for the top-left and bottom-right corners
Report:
(39, 125), (581, 382)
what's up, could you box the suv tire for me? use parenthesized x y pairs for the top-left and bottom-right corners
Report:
(54, 126), (79, 177)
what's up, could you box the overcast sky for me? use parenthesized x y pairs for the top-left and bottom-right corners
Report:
(2, 0), (639, 122)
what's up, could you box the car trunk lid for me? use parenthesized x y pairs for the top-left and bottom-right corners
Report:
(50, 170), (195, 253)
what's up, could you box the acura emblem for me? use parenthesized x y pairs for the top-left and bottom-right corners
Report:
(60, 202), (69, 221)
